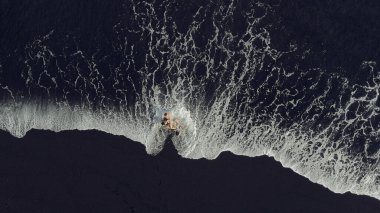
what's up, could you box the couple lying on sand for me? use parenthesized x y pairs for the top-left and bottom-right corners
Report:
(161, 112), (182, 135)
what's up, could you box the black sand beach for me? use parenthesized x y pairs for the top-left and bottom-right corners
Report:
(0, 129), (379, 213)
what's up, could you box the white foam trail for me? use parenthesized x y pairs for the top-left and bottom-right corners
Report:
(0, 101), (147, 142)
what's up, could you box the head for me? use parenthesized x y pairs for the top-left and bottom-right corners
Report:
(161, 118), (169, 125)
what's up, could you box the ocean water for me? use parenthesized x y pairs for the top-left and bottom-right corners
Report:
(1, 0), (379, 200)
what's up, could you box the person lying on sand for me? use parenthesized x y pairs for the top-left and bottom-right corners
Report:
(161, 112), (181, 135)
